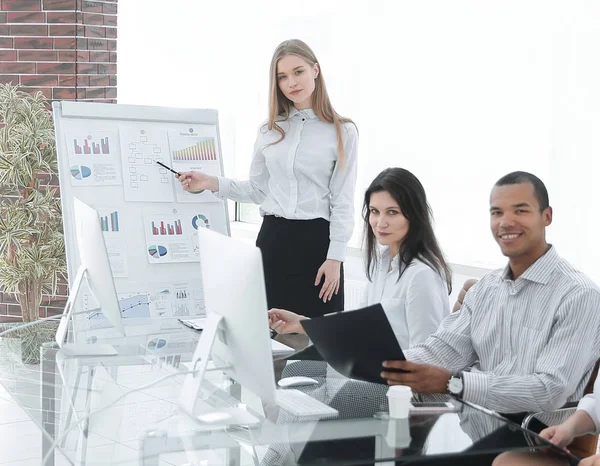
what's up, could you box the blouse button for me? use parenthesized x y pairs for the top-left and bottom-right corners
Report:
(302, 118), (305, 121)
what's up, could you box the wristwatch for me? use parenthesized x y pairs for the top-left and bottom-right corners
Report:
(447, 371), (464, 398)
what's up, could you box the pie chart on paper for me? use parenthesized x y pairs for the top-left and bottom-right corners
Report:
(70, 165), (92, 180)
(191, 214), (210, 230)
(148, 245), (168, 259)
(148, 338), (167, 350)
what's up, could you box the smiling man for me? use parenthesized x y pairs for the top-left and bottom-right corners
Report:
(382, 171), (600, 418)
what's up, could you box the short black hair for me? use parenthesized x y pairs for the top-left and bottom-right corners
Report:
(494, 171), (549, 211)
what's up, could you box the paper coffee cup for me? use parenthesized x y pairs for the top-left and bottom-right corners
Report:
(386, 385), (412, 419)
(385, 417), (411, 448)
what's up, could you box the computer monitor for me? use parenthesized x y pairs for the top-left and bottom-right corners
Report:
(56, 198), (125, 356)
(179, 227), (277, 416)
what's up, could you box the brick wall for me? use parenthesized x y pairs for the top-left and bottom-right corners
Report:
(0, 0), (117, 102)
(0, 0), (118, 322)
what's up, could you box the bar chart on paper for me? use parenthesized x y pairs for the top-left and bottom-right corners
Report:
(171, 138), (217, 161)
(100, 211), (120, 232)
(151, 219), (183, 236)
(73, 135), (111, 155)
(65, 130), (121, 187)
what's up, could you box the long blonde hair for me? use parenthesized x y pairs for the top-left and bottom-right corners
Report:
(267, 39), (354, 164)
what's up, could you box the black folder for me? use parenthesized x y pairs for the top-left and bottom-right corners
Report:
(300, 303), (406, 384)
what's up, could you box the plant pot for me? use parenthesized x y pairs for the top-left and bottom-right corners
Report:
(0, 321), (59, 365)
(20, 322), (58, 365)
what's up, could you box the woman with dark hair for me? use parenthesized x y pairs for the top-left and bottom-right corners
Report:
(269, 167), (451, 349)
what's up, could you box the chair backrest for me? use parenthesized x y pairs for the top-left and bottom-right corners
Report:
(584, 359), (600, 395)
(570, 359), (600, 457)
(452, 279), (478, 313)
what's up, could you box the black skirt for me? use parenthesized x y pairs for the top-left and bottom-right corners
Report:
(256, 215), (344, 318)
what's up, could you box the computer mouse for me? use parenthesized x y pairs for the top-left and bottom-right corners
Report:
(277, 376), (319, 388)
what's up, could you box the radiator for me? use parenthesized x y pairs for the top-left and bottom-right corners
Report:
(344, 279), (368, 310)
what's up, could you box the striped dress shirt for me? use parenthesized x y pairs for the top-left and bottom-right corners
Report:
(216, 108), (358, 262)
(406, 246), (600, 414)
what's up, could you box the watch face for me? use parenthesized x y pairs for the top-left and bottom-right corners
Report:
(449, 377), (463, 394)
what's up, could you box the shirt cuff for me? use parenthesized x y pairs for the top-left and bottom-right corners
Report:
(327, 240), (347, 262)
(577, 395), (600, 433)
(214, 176), (229, 199)
(462, 370), (489, 407)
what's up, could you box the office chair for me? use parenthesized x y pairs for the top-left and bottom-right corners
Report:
(522, 360), (600, 458)
(452, 278), (479, 313)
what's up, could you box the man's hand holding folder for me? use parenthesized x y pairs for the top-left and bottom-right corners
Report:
(381, 360), (452, 393)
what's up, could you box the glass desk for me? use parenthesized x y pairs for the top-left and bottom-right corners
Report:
(0, 329), (573, 465)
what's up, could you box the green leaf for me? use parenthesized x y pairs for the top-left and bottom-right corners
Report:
(0, 84), (66, 322)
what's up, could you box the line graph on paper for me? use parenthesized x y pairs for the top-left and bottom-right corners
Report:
(85, 292), (151, 329)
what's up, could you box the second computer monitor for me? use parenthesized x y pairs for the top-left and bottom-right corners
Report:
(197, 227), (277, 406)
(72, 198), (125, 336)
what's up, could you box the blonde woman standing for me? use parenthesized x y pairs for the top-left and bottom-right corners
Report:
(178, 39), (358, 318)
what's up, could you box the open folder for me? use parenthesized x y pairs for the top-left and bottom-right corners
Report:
(300, 303), (406, 384)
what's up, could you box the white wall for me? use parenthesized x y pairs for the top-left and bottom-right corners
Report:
(118, 0), (600, 281)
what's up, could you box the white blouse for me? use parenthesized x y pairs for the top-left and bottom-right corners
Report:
(578, 372), (600, 432)
(215, 107), (358, 262)
(357, 248), (450, 349)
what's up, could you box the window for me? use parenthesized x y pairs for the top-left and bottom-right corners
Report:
(236, 202), (262, 225)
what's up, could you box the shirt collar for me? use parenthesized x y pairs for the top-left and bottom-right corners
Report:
(380, 246), (402, 271)
(288, 107), (318, 120)
(501, 245), (558, 285)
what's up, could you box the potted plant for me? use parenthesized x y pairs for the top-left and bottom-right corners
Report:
(0, 83), (67, 364)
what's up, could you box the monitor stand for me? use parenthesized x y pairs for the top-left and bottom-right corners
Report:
(178, 312), (261, 426)
(56, 265), (118, 357)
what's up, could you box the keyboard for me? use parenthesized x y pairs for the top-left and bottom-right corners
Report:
(276, 389), (339, 418)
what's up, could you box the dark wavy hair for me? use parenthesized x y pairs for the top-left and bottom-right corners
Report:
(363, 168), (452, 293)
